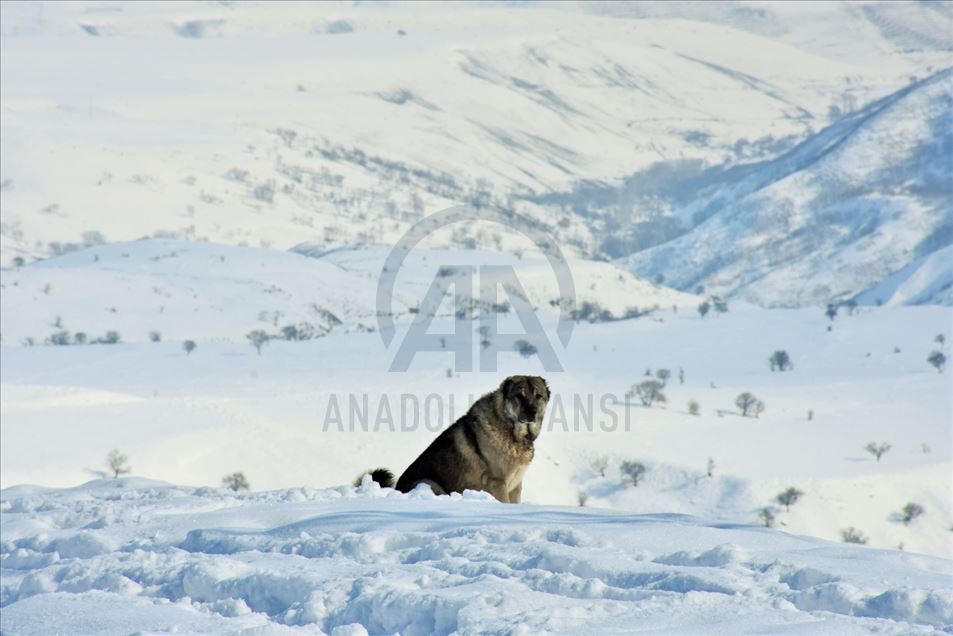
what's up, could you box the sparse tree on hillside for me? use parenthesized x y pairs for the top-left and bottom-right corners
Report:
(825, 303), (838, 322)
(631, 380), (666, 407)
(281, 325), (299, 341)
(864, 442), (891, 462)
(736, 392), (765, 418)
(927, 350), (946, 373)
(222, 472), (250, 492)
(577, 490), (588, 507)
(183, 340), (196, 356)
(841, 527), (867, 544)
(688, 400), (700, 416)
(775, 487), (804, 512)
(590, 456), (609, 478)
(769, 350), (792, 372)
(901, 502), (925, 525)
(515, 340), (538, 358)
(73, 332), (87, 345)
(712, 296), (728, 314)
(106, 449), (131, 479)
(149, 331), (162, 343)
(935, 334), (946, 346)
(620, 461), (647, 486)
(12, 256), (25, 268)
(49, 331), (71, 346)
(678, 367), (685, 384)
(706, 457), (715, 478)
(759, 507), (776, 528)
(247, 330), (270, 355)
(655, 368), (671, 385)
(697, 301), (711, 318)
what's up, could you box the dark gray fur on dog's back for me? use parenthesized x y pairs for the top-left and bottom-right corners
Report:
(363, 375), (549, 503)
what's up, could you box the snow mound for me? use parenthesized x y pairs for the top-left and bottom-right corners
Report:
(1, 479), (951, 634)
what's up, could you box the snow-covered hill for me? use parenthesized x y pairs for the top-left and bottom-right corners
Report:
(618, 68), (953, 307)
(0, 239), (694, 345)
(1, 1), (949, 271)
(1, 478), (951, 635)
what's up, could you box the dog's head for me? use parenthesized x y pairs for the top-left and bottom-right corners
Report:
(500, 375), (550, 443)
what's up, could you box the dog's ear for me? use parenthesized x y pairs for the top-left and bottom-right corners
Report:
(541, 377), (550, 400)
(500, 376), (515, 396)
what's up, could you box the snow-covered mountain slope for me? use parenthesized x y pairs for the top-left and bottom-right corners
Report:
(1, 2), (949, 265)
(1, 478), (951, 635)
(855, 244), (953, 307)
(619, 68), (953, 307)
(0, 239), (693, 346)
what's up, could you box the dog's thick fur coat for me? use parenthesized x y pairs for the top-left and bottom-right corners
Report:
(365, 375), (549, 503)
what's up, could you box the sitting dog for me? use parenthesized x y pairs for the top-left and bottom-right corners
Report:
(361, 375), (550, 503)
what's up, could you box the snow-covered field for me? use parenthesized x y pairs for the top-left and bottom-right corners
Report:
(2, 2), (953, 634)
(1, 478), (951, 635)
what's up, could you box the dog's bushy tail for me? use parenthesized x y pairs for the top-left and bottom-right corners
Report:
(354, 468), (395, 488)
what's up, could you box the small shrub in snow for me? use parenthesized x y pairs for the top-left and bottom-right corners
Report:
(825, 303), (838, 321)
(655, 368), (671, 385)
(864, 442), (891, 462)
(247, 330), (270, 355)
(149, 331), (162, 343)
(711, 296), (728, 314)
(759, 508), (776, 528)
(106, 449), (131, 478)
(697, 301), (711, 318)
(687, 400), (700, 416)
(183, 340), (196, 356)
(775, 487), (804, 512)
(577, 490), (588, 507)
(620, 461), (647, 486)
(736, 393), (765, 418)
(48, 331), (71, 346)
(768, 350), (792, 371)
(706, 457), (715, 478)
(590, 456), (608, 478)
(841, 527), (867, 544)
(222, 472), (250, 492)
(927, 350), (946, 373)
(901, 502), (925, 525)
(99, 331), (121, 345)
(73, 332), (87, 345)
(935, 333), (946, 346)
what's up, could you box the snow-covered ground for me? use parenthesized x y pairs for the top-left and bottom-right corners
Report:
(2, 478), (951, 635)
(2, 241), (950, 562)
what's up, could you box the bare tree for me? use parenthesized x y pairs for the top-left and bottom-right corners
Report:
(655, 368), (671, 385)
(768, 350), (792, 371)
(222, 472), (250, 492)
(935, 333), (946, 346)
(758, 507), (776, 528)
(687, 400), (700, 416)
(825, 303), (838, 321)
(631, 380), (667, 407)
(697, 301), (711, 318)
(247, 330), (270, 355)
(149, 331), (162, 343)
(106, 449), (131, 478)
(183, 340), (196, 356)
(864, 442), (891, 462)
(620, 461), (647, 486)
(736, 393), (765, 418)
(590, 456), (609, 478)
(775, 487), (804, 512)
(901, 502), (925, 525)
(577, 490), (588, 507)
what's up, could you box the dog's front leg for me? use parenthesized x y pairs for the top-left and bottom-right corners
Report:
(507, 483), (522, 504)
